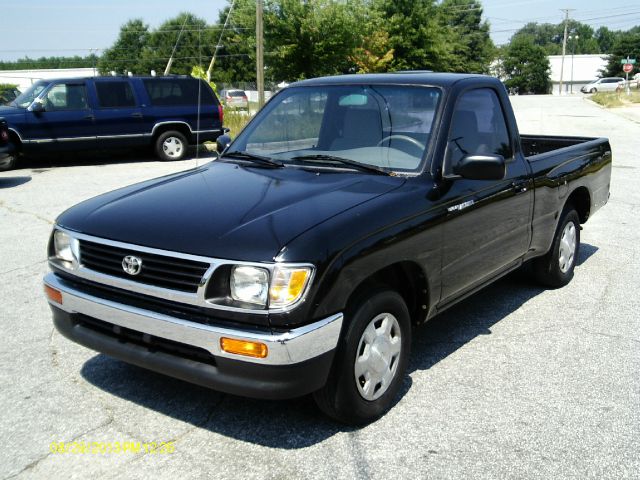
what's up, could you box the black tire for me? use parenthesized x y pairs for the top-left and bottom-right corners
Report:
(155, 131), (188, 161)
(314, 289), (411, 425)
(590, 88), (597, 94)
(0, 153), (18, 172)
(533, 208), (580, 288)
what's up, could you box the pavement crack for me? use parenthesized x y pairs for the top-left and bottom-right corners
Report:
(0, 200), (54, 225)
(578, 327), (640, 345)
(0, 259), (47, 276)
(49, 327), (59, 369)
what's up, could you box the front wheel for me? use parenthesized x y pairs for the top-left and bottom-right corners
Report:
(0, 153), (18, 172)
(314, 289), (411, 425)
(533, 208), (580, 288)
(589, 88), (597, 94)
(155, 131), (188, 161)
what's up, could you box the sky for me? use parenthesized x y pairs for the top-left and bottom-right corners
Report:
(0, 0), (639, 62)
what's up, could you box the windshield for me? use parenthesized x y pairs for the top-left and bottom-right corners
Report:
(230, 84), (441, 174)
(11, 81), (49, 108)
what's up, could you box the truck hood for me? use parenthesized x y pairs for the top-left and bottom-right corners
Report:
(57, 161), (405, 261)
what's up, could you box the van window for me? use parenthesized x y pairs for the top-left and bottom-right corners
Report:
(45, 83), (88, 111)
(96, 81), (136, 108)
(143, 79), (215, 106)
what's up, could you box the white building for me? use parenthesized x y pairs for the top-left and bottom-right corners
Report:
(0, 68), (98, 92)
(548, 54), (609, 95)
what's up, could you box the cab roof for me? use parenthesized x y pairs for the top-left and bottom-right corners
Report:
(290, 72), (494, 88)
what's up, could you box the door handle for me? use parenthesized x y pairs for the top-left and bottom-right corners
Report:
(512, 181), (529, 194)
(83, 114), (95, 121)
(130, 112), (143, 118)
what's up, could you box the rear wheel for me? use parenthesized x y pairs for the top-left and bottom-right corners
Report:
(314, 289), (411, 425)
(533, 208), (580, 288)
(155, 131), (188, 161)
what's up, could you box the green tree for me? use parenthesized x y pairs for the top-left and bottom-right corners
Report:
(0, 55), (98, 71)
(374, 0), (455, 72)
(500, 35), (551, 94)
(264, 0), (371, 80)
(511, 20), (600, 55)
(98, 19), (150, 74)
(350, 30), (394, 73)
(602, 33), (640, 77)
(438, 0), (495, 73)
(140, 13), (215, 76)
(210, 0), (256, 85)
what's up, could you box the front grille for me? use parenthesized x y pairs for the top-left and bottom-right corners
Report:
(80, 240), (210, 293)
(76, 314), (217, 366)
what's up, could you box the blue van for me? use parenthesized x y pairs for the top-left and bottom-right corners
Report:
(0, 76), (224, 170)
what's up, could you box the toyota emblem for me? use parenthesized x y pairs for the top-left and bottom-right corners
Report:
(122, 255), (143, 275)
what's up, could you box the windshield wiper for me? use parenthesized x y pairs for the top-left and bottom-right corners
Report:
(222, 150), (284, 168)
(290, 154), (391, 176)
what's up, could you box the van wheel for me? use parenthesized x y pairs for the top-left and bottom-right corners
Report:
(533, 208), (580, 288)
(155, 131), (188, 161)
(0, 153), (18, 172)
(313, 289), (411, 425)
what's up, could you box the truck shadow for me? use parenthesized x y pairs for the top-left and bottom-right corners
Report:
(80, 244), (598, 448)
(0, 176), (31, 188)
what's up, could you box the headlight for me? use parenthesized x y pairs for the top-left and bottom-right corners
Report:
(53, 230), (80, 267)
(269, 266), (312, 308)
(230, 265), (269, 307)
(227, 264), (313, 310)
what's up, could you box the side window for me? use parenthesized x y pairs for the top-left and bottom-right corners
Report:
(95, 82), (136, 108)
(143, 79), (215, 106)
(446, 88), (512, 173)
(45, 83), (88, 110)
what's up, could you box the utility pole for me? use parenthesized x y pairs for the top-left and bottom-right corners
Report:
(558, 8), (574, 95)
(207, 0), (236, 83)
(256, 0), (265, 108)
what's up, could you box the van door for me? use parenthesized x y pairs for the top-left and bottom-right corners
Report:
(26, 81), (96, 151)
(92, 80), (146, 147)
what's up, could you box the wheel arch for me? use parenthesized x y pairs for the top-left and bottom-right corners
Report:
(8, 128), (23, 151)
(151, 122), (192, 142)
(566, 186), (591, 223)
(344, 261), (430, 326)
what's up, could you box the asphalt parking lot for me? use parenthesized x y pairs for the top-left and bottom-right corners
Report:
(1, 95), (638, 479)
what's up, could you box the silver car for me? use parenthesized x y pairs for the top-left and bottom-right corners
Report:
(220, 89), (249, 110)
(581, 77), (625, 94)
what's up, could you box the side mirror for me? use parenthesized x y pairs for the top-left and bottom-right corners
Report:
(454, 154), (505, 180)
(216, 134), (232, 154)
(29, 100), (45, 113)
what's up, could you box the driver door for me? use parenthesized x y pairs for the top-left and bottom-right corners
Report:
(26, 81), (96, 151)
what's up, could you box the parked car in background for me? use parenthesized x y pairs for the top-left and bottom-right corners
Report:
(220, 89), (249, 110)
(0, 117), (16, 170)
(0, 86), (21, 105)
(581, 77), (625, 93)
(0, 75), (224, 171)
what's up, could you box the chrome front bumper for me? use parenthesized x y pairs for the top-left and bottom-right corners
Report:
(44, 272), (343, 366)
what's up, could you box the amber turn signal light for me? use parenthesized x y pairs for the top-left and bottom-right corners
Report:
(44, 285), (63, 304)
(220, 337), (268, 358)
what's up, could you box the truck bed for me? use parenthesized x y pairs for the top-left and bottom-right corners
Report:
(520, 134), (602, 158)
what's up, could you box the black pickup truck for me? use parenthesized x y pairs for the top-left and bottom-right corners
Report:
(44, 73), (611, 425)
